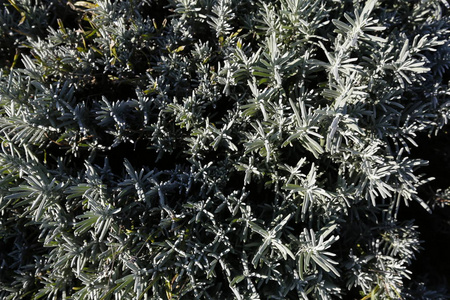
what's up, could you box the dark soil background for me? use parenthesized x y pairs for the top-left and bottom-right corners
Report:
(405, 124), (450, 291)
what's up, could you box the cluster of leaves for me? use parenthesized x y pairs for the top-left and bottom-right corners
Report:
(0, 0), (449, 299)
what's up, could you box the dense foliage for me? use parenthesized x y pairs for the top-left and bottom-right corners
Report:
(0, 0), (449, 299)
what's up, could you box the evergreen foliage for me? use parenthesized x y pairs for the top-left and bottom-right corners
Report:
(0, 0), (449, 299)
